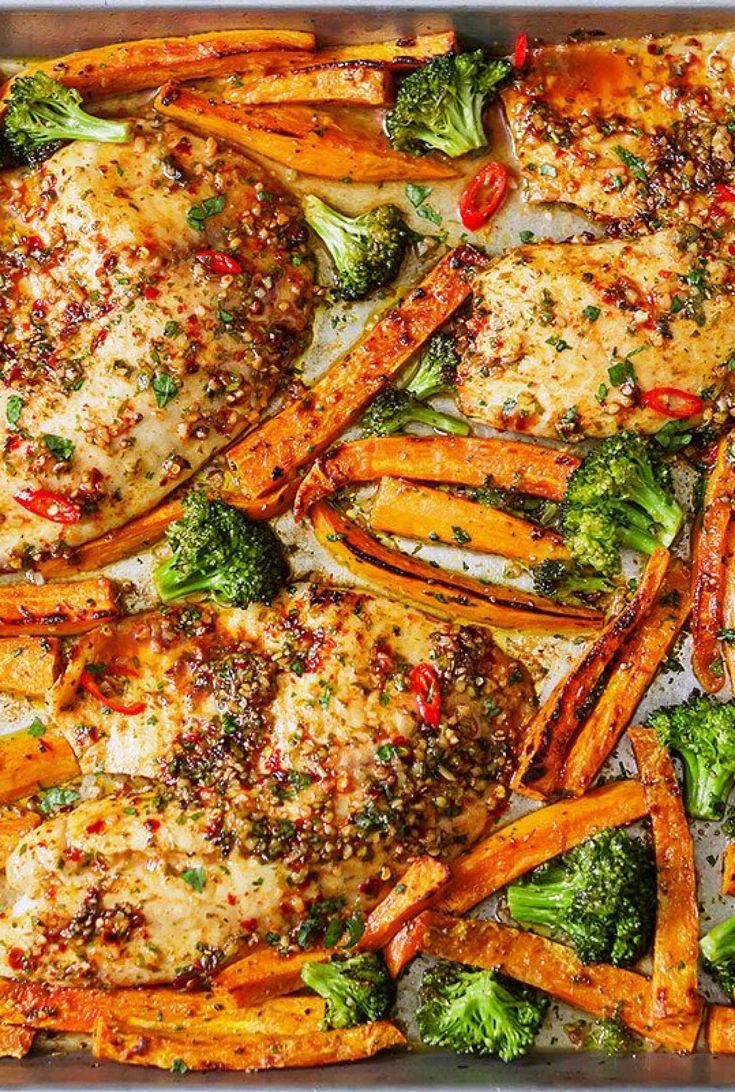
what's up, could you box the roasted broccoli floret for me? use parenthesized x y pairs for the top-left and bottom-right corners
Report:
(506, 828), (656, 967)
(648, 694), (735, 820)
(386, 51), (511, 158)
(531, 559), (613, 605)
(154, 490), (288, 608)
(586, 1016), (641, 1056)
(701, 915), (735, 997)
(561, 432), (684, 578)
(416, 960), (548, 1061)
(303, 194), (412, 300)
(4, 72), (131, 166)
(300, 952), (395, 1029)
(360, 333), (470, 437)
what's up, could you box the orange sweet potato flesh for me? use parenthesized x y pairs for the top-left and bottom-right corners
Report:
(216, 948), (332, 1003)
(629, 727), (702, 1024)
(439, 780), (648, 915)
(317, 32), (458, 67)
(370, 478), (570, 563)
(724, 844), (735, 897)
(708, 1006), (735, 1053)
(512, 547), (671, 799)
(559, 558), (691, 795)
(383, 916), (430, 978)
(155, 84), (456, 181)
(228, 61), (392, 105)
(0, 1024), (33, 1059)
(0, 577), (117, 636)
(358, 856), (450, 950)
(0, 636), (61, 699)
(295, 436), (580, 520)
(0, 728), (79, 804)
(418, 912), (702, 1053)
(0, 813), (40, 868)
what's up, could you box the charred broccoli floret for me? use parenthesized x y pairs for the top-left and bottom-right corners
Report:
(506, 828), (656, 967)
(701, 915), (735, 997)
(386, 51), (511, 158)
(4, 72), (131, 166)
(531, 559), (614, 605)
(416, 960), (548, 1061)
(154, 490), (288, 608)
(360, 333), (470, 437)
(561, 432), (683, 578)
(303, 194), (412, 300)
(300, 952), (395, 1029)
(648, 694), (735, 820)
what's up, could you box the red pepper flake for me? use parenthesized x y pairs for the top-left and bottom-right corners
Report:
(641, 386), (705, 419)
(716, 183), (735, 203)
(513, 32), (529, 69)
(85, 819), (105, 835)
(408, 662), (442, 727)
(195, 250), (242, 275)
(143, 285), (160, 300)
(14, 488), (81, 524)
(80, 662), (146, 716)
(459, 162), (508, 232)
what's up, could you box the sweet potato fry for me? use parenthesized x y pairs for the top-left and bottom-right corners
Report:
(0, 727), (78, 804)
(560, 559), (691, 795)
(0, 1024), (33, 1059)
(370, 478), (570, 563)
(439, 780), (648, 915)
(294, 436), (580, 521)
(724, 844), (735, 897)
(0, 636), (61, 699)
(2, 30), (316, 101)
(692, 430), (735, 693)
(359, 856), (450, 950)
(216, 947), (331, 1002)
(154, 84), (455, 181)
(227, 248), (483, 504)
(0, 813), (40, 867)
(383, 916), (430, 978)
(227, 61), (391, 106)
(707, 1005), (735, 1053)
(512, 547), (671, 799)
(629, 727), (701, 1024)
(312, 502), (603, 634)
(418, 912), (701, 1052)
(0, 576), (117, 636)
(721, 520), (735, 690)
(317, 31), (458, 67)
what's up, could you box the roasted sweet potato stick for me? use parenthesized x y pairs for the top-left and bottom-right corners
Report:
(0, 636), (61, 699)
(0, 576), (117, 636)
(560, 559), (691, 795)
(629, 727), (702, 1023)
(312, 502), (603, 634)
(294, 436), (580, 520)
(358, 856), (450, 950)
(0, 727), (78, 804)
(370, 478), (570, 563)
(383, 915), (430, 978)
(227, 248), (483, 503)
(512, 547), (670, 799)
(692, 430), (735, 692)
(154, 85), (456, 181)
(418, 912), (701, 1053)
(707, 1006), (735, 1053)
(724, 844), (735, 897)
(439, 780), (648, 915)
(721, 520), (735, 691)
(316, 32), (458, 67)
(0, 1025), (33, 1059)
(0, 813), (40, 868)
(217, 948), (331, 1002)
(227, 61), (391, 105)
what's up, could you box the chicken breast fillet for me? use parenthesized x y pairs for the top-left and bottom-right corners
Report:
(0, 119), (313, 571)
(0, 584), (535, 986)
(458, 223), (735, 439)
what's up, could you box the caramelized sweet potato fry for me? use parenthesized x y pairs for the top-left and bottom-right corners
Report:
(439, 780), (648, 915)
(723, 844), (735, 897)
(227, 61), (391, 105)
(0, 813), (40, 868)
(560, 559), (691, 795)
(317, 32), (458, 67)
(216, 948), (331, 1003)
(721, 520), (735, 690)
(227, 248), (483, 503)
(0, 728), (78, 804)
(359, 856), (450, 950)
(512, 547), (671, 799)
(294, 436), (580, 520)
(154, 84), (455, 181)
(0, 636), (61, 699)
(370, 478), (569, 563)
(629, 728), (702, 1024)
(0, 577), (117, 636)
(383, 916), (430, 978)
(0, 1024), (33, 1059)
(707, 1005), (735, 1053)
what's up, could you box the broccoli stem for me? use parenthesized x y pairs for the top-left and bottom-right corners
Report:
(409, 403), (471, 436)
(29, 102), (130, 145)
(625, 478), (683, 544)
(618, 524), (665, 556)
(700, 915), (735, 967)
(506, 877), (571, 930)
(153, 556), (218, 604)
(677, 747), (735, 819)
(302, 195), (358, 263)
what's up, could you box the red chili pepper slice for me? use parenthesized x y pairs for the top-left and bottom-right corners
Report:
(641, 386), (705, 419)
(194, 250), (242, 275)
(459, 162), (508, 232)
(408, 662), (441, 727)
(513, 32), (529, 69)
(80, 662), (146, 716)
(716, 183), (735, 203)
(14, 488), (81, 524)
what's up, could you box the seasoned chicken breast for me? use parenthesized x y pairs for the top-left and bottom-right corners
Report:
(0, 119), (313, 571)
(503, 30), (735, 224)
(458, 223), (735, 439)
(0, 585), (535, 985)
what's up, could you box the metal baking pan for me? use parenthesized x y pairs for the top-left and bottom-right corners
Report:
(2, 2), (735, 1087)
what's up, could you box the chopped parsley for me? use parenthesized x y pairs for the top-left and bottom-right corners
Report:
(43, 434), (74, 461)
(152, 373), (179, 408)
(187, 194), (227, 231)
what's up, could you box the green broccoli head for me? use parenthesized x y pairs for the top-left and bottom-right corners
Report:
(386, 51), (511, 158)
(586, 1016), (641, 1056)
(648, 694), (735, 820)
(4, 72), (131, 166)
(416, 960), (548, 1061)
(701, 915), (735, 998)
(300, 952), (395, 1029)
(531, 559), (614, 605)
(561, 431), (683, 578)
(303, 194), (411, 300)
(153, 490), (288, 608)
(506, 828), (656, 967)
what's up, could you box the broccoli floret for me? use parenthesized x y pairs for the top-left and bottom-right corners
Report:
(386, 51), (511, 158)
(561, 432), (684, 578)
(416, 960), (548, 1061)
(586, 1016), (641, 1056)
(300, 952), (395, 1029)
(701, 915), (735, 997)
(154, 490), (288, 608)
(506, 828), (656, 967)
(648, 694), (735, 820)
(360, 333), (470, 437)
(531, 559), (614, 605)
(4, 72), (131, 166)
(303, 194), (411, 300)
